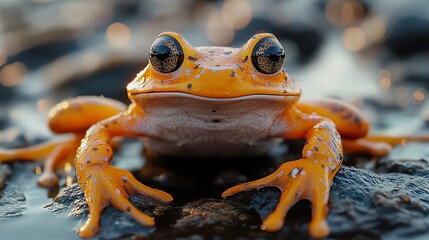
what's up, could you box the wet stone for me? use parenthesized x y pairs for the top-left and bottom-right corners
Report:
(49, 160), (429, 239)
(0, 163), (30, 219)
(50, 183), (171, 239)
(0, 184), (26, 219)
(329, 166), (429, 238)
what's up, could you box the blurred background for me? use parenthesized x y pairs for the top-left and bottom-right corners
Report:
(1, 0), (429, 140)
(1, 0), (429, 238)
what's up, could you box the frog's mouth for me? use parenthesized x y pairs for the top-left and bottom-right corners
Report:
(130, 91), (300, 103)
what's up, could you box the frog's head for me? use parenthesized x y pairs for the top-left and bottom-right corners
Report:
(127, 32), (301, 100)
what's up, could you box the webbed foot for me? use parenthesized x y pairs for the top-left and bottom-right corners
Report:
(77, 166), (173, 238)
(222, 159), (333, 238)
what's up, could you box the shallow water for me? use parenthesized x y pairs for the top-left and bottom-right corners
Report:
(0, 164), (78, 239)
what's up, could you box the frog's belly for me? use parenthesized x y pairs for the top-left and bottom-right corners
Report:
(133, 92), (297, 158)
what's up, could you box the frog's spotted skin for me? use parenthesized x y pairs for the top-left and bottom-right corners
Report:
(1, 32), (428, 239)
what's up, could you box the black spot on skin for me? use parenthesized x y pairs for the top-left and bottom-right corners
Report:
(242, 56), (248, 63)
(212, 119), (221, 123)
(106, 149), (110, 152)
(314, 146), (319, 152)
(330, 104), (345, 113)
(126, 207), (131, 212)
(194, 64), (200, 69)
(317, 137), (323, 141)
(283, 90), (288, 93)
(224, 51), (232, 55)
(342, 111), (354, 120)
(113, 120), (118, 125)
(230, 70), (236, 77)
(216, 64), (220, 67)
(209, 50), (215, 54)
(212, 110), (216, 113)
(187, 83), (192, 89)
(188, 56), (198, 61)
(354, 116), (362, 125)
(92, 147), (99, 151)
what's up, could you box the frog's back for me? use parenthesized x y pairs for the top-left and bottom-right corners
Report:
(136, 92), (295, 157)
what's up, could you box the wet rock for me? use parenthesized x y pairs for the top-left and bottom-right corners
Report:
(50, 183), (172, 239)
(0, 184), (26, 219)
(49, 163), (429, 239)
(329, 167), (429, 238)
(0, 163), (31, 219)
(376, 142), (429, 176)
(175, 198), (254, 229)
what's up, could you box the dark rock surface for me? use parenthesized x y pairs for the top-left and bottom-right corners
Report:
(0, 164), (27, 219)
(47, 147), (429, 239)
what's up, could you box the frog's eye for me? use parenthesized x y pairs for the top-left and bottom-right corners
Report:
(149, 35), (184, 73)
(251, 37), (285, 74)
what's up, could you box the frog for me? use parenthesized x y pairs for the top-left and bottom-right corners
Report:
(0, 32), (425, 238)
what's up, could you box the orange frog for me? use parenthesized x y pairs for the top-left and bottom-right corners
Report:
(1, 32), (427, 238)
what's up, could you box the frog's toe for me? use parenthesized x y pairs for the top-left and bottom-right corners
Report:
(37, 172), (59, 188)
(222, 170), (281, 198)
(126, 174), (173, 202)
(109, 190), (155, 226)
(261, 177), (304, 231)
(77, 197), (103, 238)
(222, 160), (332, 238)
(309, 220), (329, 239)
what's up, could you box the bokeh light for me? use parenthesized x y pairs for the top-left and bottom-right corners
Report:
(207, 10), (235, 46)
(413, 89), (425, 102)
(326, 0), (365, 27)
(379, 69), (391, 90)
(35, 166), (42, 175)
(0, 62), (27, 87)
(343, 27), (366, 52)
(66, 176), (73, 186)
(106, 22), (131, 48)
(221, 0), (252, 30)
(64, 162), (72, 173)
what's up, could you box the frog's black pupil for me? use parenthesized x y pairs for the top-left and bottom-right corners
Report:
(149, 35), (184, 73)
(251, 37), (285, 74)
(153, 45), (172, 61)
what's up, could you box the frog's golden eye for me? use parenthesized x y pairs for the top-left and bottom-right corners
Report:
(251, 37), (285, 74)
(149, 35), (184, 73)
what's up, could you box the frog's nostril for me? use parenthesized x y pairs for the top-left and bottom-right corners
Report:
(212, 119), (221, 123)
